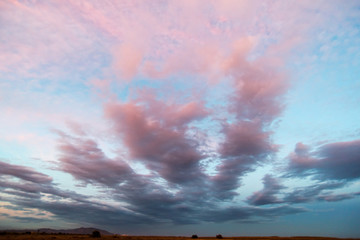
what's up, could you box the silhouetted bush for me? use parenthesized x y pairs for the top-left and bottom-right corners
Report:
(191, 235), (198, 239)
(91, 230), (101, 238)
(216, 234), (223, 239)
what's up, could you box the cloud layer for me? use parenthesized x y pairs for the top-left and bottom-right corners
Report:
(1, 0), (360, 236)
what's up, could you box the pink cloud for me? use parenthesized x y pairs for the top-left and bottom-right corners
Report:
(2, 0), (354, 83)
(0, 1), (100, 78)
(1, 0), (360, 232)
(104, 97), (209, 184)
(210, 37), (287, 199)
(112, 44), (144, 81)
(223, 39), (288, 123)
(220, 121), (276, 157)
(1, 0), (297, 203)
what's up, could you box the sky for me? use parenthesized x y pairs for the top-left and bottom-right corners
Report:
(1, 0), (360, 237)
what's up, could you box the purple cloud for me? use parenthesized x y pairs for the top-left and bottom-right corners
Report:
(1, 1), (359, 236)
(247, 174), (285, 206)
(317, 191), (360, 202)
(282, 181), (347, 204)
(56, 132), (134, 186)
(104, 99), (209, 185)
(211, 41), (287, 200)
(49, 126), (310, 227)
(0, 161), (52, 184)
(287, 140), (360, 181)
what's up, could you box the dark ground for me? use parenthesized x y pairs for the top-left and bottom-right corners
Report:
(0, 234), (359, 240)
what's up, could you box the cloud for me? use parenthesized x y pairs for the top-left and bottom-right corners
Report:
(281, 139), (360, 204)
(211, 40), (287, 200)
(0, 0), (104, 79)
(0, 157), (307, 228)
(50, 126), (309, 227)
(2, 0), (359, 234)
(247, 175), (285, 206)
(0, 160), (93, 205)
(0, 160), (155, 227)
(6, 194), (153, 227)
(0, 180), (42, 198)
(56, 132), (134, 187)
(1, 189), (41, 200)
(112, 44), (144, 81)
(245, 175), (360, 206)
(200, 205), (306, 223)
(2, 0), (357, 82)
(317, 191), (360, 202)
(0, 212), (48, 223)
(219, 121), (275, 158)
(0, 161), (52, 184)
(225, 40), (288, 124)
(104, 98), (209, 185)
(287, 140), (360, 181)
(54, 129), (211, 224)
(282, 181), (347, 204)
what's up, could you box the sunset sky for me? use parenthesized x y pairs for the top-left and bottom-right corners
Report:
(1, 0), (360, 237)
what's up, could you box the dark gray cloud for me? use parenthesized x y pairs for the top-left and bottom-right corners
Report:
(1, 189), (41, 199)
(199, 205), (306, 223)
(0, 148), (306, 231)
(50, 129), (308, 227)
(1, 185), (307, 229)
(211, 156), (255, 200)
(2, 134), (359, 231)
(6, 194), (153, 226)
(54, 130), (212, 224)
(279, 139), (360, 205)
(211, 121), (278, 200)
(287, 140), (360, 181)
(317, 191), (360, 202)
(282, 181), (347, 204)
(0, 212), (45, 223)
(0, 160), (152, 227)
(0, 178), (43, 194)
(0, 170), (88, 205)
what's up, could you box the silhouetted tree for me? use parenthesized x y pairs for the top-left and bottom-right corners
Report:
(216, 234), (223, 239)
(91, 230), (101, 238)
(191, 235), (198, 239)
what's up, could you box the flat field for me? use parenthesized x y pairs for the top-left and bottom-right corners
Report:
(0, 235), (359, 240)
